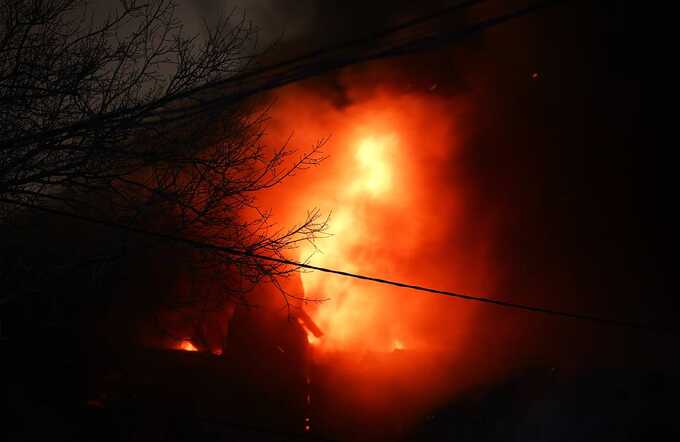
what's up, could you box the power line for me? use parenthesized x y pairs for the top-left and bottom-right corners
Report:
(2, 198), (676, 336)
(171, 0), (489, 99)
(157, 0), (565, 119)
(3, 0), (563, 149)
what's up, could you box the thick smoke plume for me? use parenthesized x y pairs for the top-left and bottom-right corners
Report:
(252, 61), (508, 431)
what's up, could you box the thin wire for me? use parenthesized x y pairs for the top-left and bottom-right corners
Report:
(155, 0), (563, 118)
(2, 198), (675, 336)
(3, 0), (559, 149)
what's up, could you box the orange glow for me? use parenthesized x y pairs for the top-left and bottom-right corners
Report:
(245, 64), (508, 435)
(351, 134), (396, 196)
(258, 79), (494, 362)
(176, 340), (198, 352)
(307, 333), (321, 346)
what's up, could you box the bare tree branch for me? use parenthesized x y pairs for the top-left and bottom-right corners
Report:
(0, 0), (327, 311)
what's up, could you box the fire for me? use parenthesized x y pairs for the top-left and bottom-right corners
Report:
(295, 131), (407, 351)
(351, 134), (396, 196)
(258, 78), (493, 363)
(176, 340), (198, 352)
(238, 67), (505, 435)
(307, 333), (321, 346)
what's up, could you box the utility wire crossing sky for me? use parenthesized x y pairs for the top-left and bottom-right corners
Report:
(3, 198), (675, 337)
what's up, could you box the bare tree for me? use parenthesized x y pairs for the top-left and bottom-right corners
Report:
(0, 0), (327, 311)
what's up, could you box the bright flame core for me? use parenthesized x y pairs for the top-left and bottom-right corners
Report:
(240, 65), (510, 438)
(177, 340), (198, 352)
(351, 135), (396, 197)
(297, 131), (408, 351)
(260, 84), (490, 359)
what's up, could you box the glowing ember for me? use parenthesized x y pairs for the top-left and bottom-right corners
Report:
(177, 340), (198, 352)
(307, 333), (321, 345)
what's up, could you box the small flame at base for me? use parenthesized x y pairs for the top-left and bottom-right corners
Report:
(307, 332), (321, 346)
(177, 340), (198, 352)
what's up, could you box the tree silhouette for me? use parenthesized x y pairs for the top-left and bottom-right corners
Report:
(0, 0), (327, 312)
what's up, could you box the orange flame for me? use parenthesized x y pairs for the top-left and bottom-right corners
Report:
(176, 340), (198, 352)
(258, 82), (492, 359)
(297, 130), (407, 351)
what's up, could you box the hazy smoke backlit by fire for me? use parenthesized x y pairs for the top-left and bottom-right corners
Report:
(257, 69), (500, 421)
(263, 80), (493, 351)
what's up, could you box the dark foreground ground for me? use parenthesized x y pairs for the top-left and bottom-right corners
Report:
(2, 329), (679, 442)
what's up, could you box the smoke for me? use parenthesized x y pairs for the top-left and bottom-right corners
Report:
(248, 3), (679, 428)
(188, 0), (319, 47)
(246, 57), (510, 435)
(4, 2), (675, 440)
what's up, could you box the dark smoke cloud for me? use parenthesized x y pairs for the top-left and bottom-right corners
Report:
(189, 0), (465, 61)
(190, 0), (319, 42)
